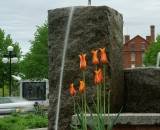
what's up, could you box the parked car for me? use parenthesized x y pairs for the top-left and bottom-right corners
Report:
(0, 97), (34, 114)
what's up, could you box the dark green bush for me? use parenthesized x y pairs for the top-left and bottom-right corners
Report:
(33, 105), (47, 118)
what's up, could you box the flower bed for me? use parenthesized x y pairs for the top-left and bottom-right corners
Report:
(0, 106), (48, 130)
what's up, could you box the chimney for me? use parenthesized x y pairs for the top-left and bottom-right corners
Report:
(124, 35), (130, 43)
(146, 36), (151, 42)
(150, 25), (155, 42)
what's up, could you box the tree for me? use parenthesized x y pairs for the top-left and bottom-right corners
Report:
(20, 22), (48, 80)
(0, 28), (22, 96)
(143, 34), (160, 66)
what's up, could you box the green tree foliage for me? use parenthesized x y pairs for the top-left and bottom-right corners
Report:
(143, 34), (160, 66)
(20, 22), (48, 80)
(0, 86), (9, 97)
(0, 29), (22, 90)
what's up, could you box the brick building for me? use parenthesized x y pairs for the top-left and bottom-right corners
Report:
(124, 25), (155, 68)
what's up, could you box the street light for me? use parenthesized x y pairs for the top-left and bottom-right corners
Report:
(156, 52), (160, 67)
(2, 46), (18, 97)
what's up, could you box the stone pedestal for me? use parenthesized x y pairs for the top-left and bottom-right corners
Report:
(48, 6), (123, 130)
(124, 67), (160, 112)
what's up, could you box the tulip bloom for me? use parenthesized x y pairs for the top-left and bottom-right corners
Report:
(99, 48), (108, 64)
(94, 70), (101, 84)
(91, 50), (99, 65)
(98, 69), (103, 82)
(79, 81), (85, 93)
(70, 83), (76, 96)
(79, 53), (86, 70)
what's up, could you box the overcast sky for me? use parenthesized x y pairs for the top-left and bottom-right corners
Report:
(0, 0), (160, 54)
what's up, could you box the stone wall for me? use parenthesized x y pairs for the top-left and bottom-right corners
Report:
(123, 67), (160, 113)
(48, 6), (123, 130)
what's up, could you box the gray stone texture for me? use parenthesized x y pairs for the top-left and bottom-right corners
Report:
(124, 67), (160, 113)
(72, 113), (160, 125)
(48, 6), (123, 130)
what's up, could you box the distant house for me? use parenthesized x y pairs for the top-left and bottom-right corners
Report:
(123, 25), (155, 68)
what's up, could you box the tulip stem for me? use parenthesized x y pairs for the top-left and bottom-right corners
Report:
(99, 84), (102, 114)
(72, 96), (77, 127)
(108, 90), (110, 125)
(96, 84), (100, 129)
(82, 94), (83, 112)
(96, 85), (99, 113)
(103, 64), (106, 114)
(83, 70), (87, 130)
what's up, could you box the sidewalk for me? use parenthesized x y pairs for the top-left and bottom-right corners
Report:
(0, 115), (9, 118)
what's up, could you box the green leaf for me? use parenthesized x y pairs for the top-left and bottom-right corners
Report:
(76, 105), (86, 130)
(107, 106), (123, 130)
(19, 22), (49, 80)
(87, 123), (98, 130)
(86, 103), (98, 129)
(70, 124), (79, 130)
(143, 34), (160, 66)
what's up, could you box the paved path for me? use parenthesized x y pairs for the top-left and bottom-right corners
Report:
(0, 115), (10, 118)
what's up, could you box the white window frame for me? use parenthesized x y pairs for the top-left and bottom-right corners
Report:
(131, 42), (135, 49)
(142, 53), (145, 60)
(142, 42), (145, 49)
(131, 53), (135, 61)
(131, 64), (135, 68)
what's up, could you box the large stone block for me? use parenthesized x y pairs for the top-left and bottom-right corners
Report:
(124, 67), (160, 113)
(48, 6), (123, 130)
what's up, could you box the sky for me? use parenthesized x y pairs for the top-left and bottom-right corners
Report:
(0, 0), (160, 55)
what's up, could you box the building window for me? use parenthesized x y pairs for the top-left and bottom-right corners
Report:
(131, 64), (135, 68)
(142, 42), (145, 49)
(131, 53), (135, 61)
(142, 53), (145, 60)
(131, 42), (135, 49)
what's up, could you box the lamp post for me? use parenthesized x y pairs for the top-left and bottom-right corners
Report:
(156, 52), (160, 67)
(2, 46), (18, 97)
(88, 0), (91, 5)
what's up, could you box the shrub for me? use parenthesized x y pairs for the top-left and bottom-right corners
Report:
(0, 113), (48, 130)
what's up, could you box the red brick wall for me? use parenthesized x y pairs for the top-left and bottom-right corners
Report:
(113, 125), (160, 130)
(124, 36), (150, 68)
(87, 125), (160, 130)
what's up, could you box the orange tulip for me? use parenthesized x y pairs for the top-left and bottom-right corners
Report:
(79, 81), (85, 93)
(94, 70), (101, 84)
(99, 48), (108, 64)
(98, 68), (103, 82)
(91, 50), (99, 65)
(79, 53), (86, 70)
(70, 83), (76, 96)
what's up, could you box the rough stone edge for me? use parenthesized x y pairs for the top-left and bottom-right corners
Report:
(72, 113), (160, 125)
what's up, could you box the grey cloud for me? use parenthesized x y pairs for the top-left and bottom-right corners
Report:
(0, 0), (160, 55)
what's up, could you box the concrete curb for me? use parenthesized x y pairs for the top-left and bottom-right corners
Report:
(72, 113), (160, 125)
(28, 128), (47, 130)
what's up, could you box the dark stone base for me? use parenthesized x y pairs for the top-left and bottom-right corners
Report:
(124, 67), (160, 113)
